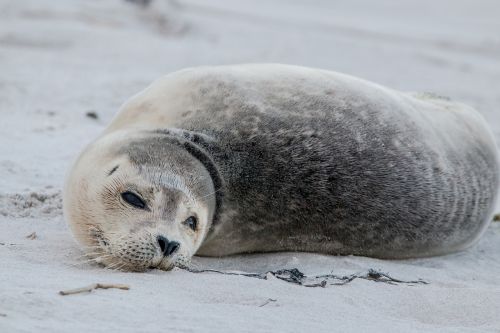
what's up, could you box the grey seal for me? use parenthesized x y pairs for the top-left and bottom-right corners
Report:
(63, 64), (499, 271)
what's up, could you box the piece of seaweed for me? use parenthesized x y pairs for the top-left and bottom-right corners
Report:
(182, 267), (428, 287)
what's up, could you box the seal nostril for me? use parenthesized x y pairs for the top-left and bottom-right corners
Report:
(157, 235), (168, 254)
(165, 241), (180, 256)
(157, 236), (180, 257)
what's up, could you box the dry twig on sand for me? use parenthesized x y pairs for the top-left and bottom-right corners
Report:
(59, 283), (130, 296)
(259, 298), (277, 307)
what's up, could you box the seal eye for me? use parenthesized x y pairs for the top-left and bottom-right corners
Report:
(121, 191), (146, 209)
(184, 216), (197, 231)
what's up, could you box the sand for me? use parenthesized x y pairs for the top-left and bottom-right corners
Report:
(1, 0), (500, 332)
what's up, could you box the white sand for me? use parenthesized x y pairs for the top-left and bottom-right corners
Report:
(1, 0), (500, 332)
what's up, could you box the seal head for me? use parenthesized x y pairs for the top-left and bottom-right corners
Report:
(63, 130), (216, 271)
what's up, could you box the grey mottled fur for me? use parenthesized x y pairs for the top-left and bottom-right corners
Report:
(117, 65), (500, 258)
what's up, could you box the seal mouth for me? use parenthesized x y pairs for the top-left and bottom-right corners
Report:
(149, 263), (175, 271)
(147, 256), (175, 271)
(149, 255), (191, 271)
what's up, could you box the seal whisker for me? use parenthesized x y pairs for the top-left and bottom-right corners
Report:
(105, 261), (124, 271)
(77, 252), (103, 259)
(197, 188), (222, 202)
(67, 253), (114, 268)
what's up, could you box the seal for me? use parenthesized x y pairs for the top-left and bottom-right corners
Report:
(63, 64), (499, 271)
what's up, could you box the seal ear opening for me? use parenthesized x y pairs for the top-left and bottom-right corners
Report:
(107, 165), (119, 176)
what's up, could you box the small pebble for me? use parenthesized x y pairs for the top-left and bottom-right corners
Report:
(85, 111), (99, 119)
